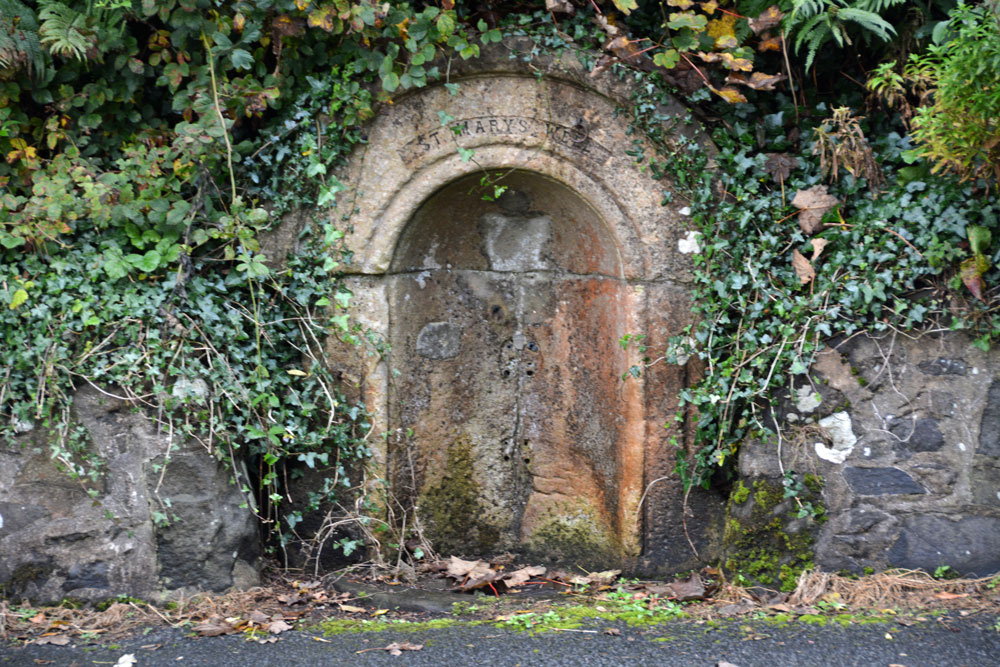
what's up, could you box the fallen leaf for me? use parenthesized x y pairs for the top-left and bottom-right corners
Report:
(670, 572), (708, 602)
(933, 592), (969, 600)
(115, 655), (137, 667)
(258, 636), (279, 644)
(810, 238), (828, 261)
(371, 609), (389, 617)
(791, 185), (838, 235)
(339, 604), (367, 613)
(357, 641), (423, 656)
(711, 86), (748, 104)
(748, 5), (783, 34)
(727, 71), (785, 91)
(267, 619), (293, 634)
(757, 33), (781, 51)
(32, 660), (54, 664)
(34, 635), (70, 646)
(278, 593), (302, 605)
(29, 613), (47, 624)
(248, 610), (270, 624)
(764, 153), (797, 183)
(767, 603), (793, 613)
(604, 627), (621, 636)
(192, 615), (236, 637)
(545, 0), (574, 14)
(793, 249), (815, 285)
(503, 565), (547, 587)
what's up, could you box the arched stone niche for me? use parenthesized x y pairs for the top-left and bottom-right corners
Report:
(323, 39), (724, 572)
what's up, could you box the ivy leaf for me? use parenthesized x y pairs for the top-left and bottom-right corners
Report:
(9, 288), (28, 310)
(127, 250), (162, 272)
(457, 146), (475, 162)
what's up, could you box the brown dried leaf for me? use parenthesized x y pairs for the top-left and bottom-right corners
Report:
(248, 610), (270, 624)
(791, 185), (838, 235)
(792, 249), (815, 285)
(764, 153), (797, 182)
(670, 572), (708, 602)
(712, 86), (748, 104)
(604, 627), (622, 636)
(34, 635), (70, 646)
(727, 71), (785, 91)
(758, 33), (782, 51)
(446, 556), (492, 580)
(749, 5), (784, 34)
(193, 615), (236, 637)
(810, 238), (828, 262)
(545, 0), (574, 14)
(503, 565), (547, 587)
(267, 619), (293, 634)
(933, 591), (970, 600)
(338, 604), (367, 614)
(361, 641), (423, 656)
(961, 255), (990, 302)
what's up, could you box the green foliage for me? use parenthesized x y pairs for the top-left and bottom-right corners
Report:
(0, 0), (479, 558)
(884, 2), (1000, 187)
(785, 0), (905, 71)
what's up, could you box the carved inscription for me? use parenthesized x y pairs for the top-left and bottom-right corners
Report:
(398, 115), (611, 165)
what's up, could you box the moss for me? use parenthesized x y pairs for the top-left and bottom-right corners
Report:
(418, 437), (500, 554)
(798, 614), (828, 626)
(730, 480), (750, 504)
(319, 617), (464, 635)
(723, 478), (821, 592)
(525, 506), (618, 566)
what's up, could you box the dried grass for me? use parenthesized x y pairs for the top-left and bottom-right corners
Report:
(790, 568), (1000, 609)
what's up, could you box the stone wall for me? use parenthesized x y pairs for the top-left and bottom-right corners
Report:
(735, 331), (1000, 583)
(0, 386), (260, 603)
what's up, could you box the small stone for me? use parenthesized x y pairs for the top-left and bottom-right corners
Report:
(891, 418), (945, 452)
(917, 358), (968, 376)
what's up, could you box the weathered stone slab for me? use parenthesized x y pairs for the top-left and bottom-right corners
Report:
(888, 515), (1000, 576)
(0, 386), (260, 603)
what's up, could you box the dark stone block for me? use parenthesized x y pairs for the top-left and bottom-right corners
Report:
(917, 358), (968, 376)
(63, 562), (109, 592)
(891, 418), (945, 452)
(0, 501), (48, 535)
(979, 380), (1000, 458)
(847, 508), (892, 532)
(888, 515), (1000, 576)
(843, 467), (925, 495)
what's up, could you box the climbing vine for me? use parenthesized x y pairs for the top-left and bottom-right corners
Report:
(1, 0), (998, 567)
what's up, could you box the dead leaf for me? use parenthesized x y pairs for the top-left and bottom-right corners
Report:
(114, 655), (137, 667)
(748, 5), (784, 34)
(545, 0), (574, 14)
(503, 565), (547, 587)
(764, 153), (797, 182)
(192, 615), (237, 637)
(960, 254), (990, 302)
(267, 619), (293, 634)
(29, 613), (47, 624)
(357, 641), (423, 656)
(32, 660), (54, 665)
(34, 635), (70, 646)
(757, 33), (781, 52)
(248, 610), (270, 624)
(371, 609), (389, 617)
(604, 627), (621, 636)
(278, 593), (302, 605)
(670, 572), (708, 602)
(339, 604), (367, 614)
(767, 603), (793, 613)
(933, 592), (970, 600)
(711, 86), (748, 104)
(792, 249), (815, 285)
(791, 185), (838, 235)
(257, 636), (279, 644)
(810, 238), (828, 261)
(726, 71), (785, 91)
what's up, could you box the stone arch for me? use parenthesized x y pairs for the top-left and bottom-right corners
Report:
(322, 39), (722, 571)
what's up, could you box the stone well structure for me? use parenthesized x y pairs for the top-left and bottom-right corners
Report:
(317, 39), (721, 573)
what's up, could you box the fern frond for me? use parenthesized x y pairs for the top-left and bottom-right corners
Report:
(838, 7), (897, 42)
(38, 1), (94, 61)
(0, 0), (46, 79)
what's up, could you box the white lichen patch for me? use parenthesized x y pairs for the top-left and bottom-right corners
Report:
(794, 384), (822, 413)
(678, 230), (701, 254)
(815, 411), (857, 464)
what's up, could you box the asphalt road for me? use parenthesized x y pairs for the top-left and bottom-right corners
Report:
(3, 614), (999, 666)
